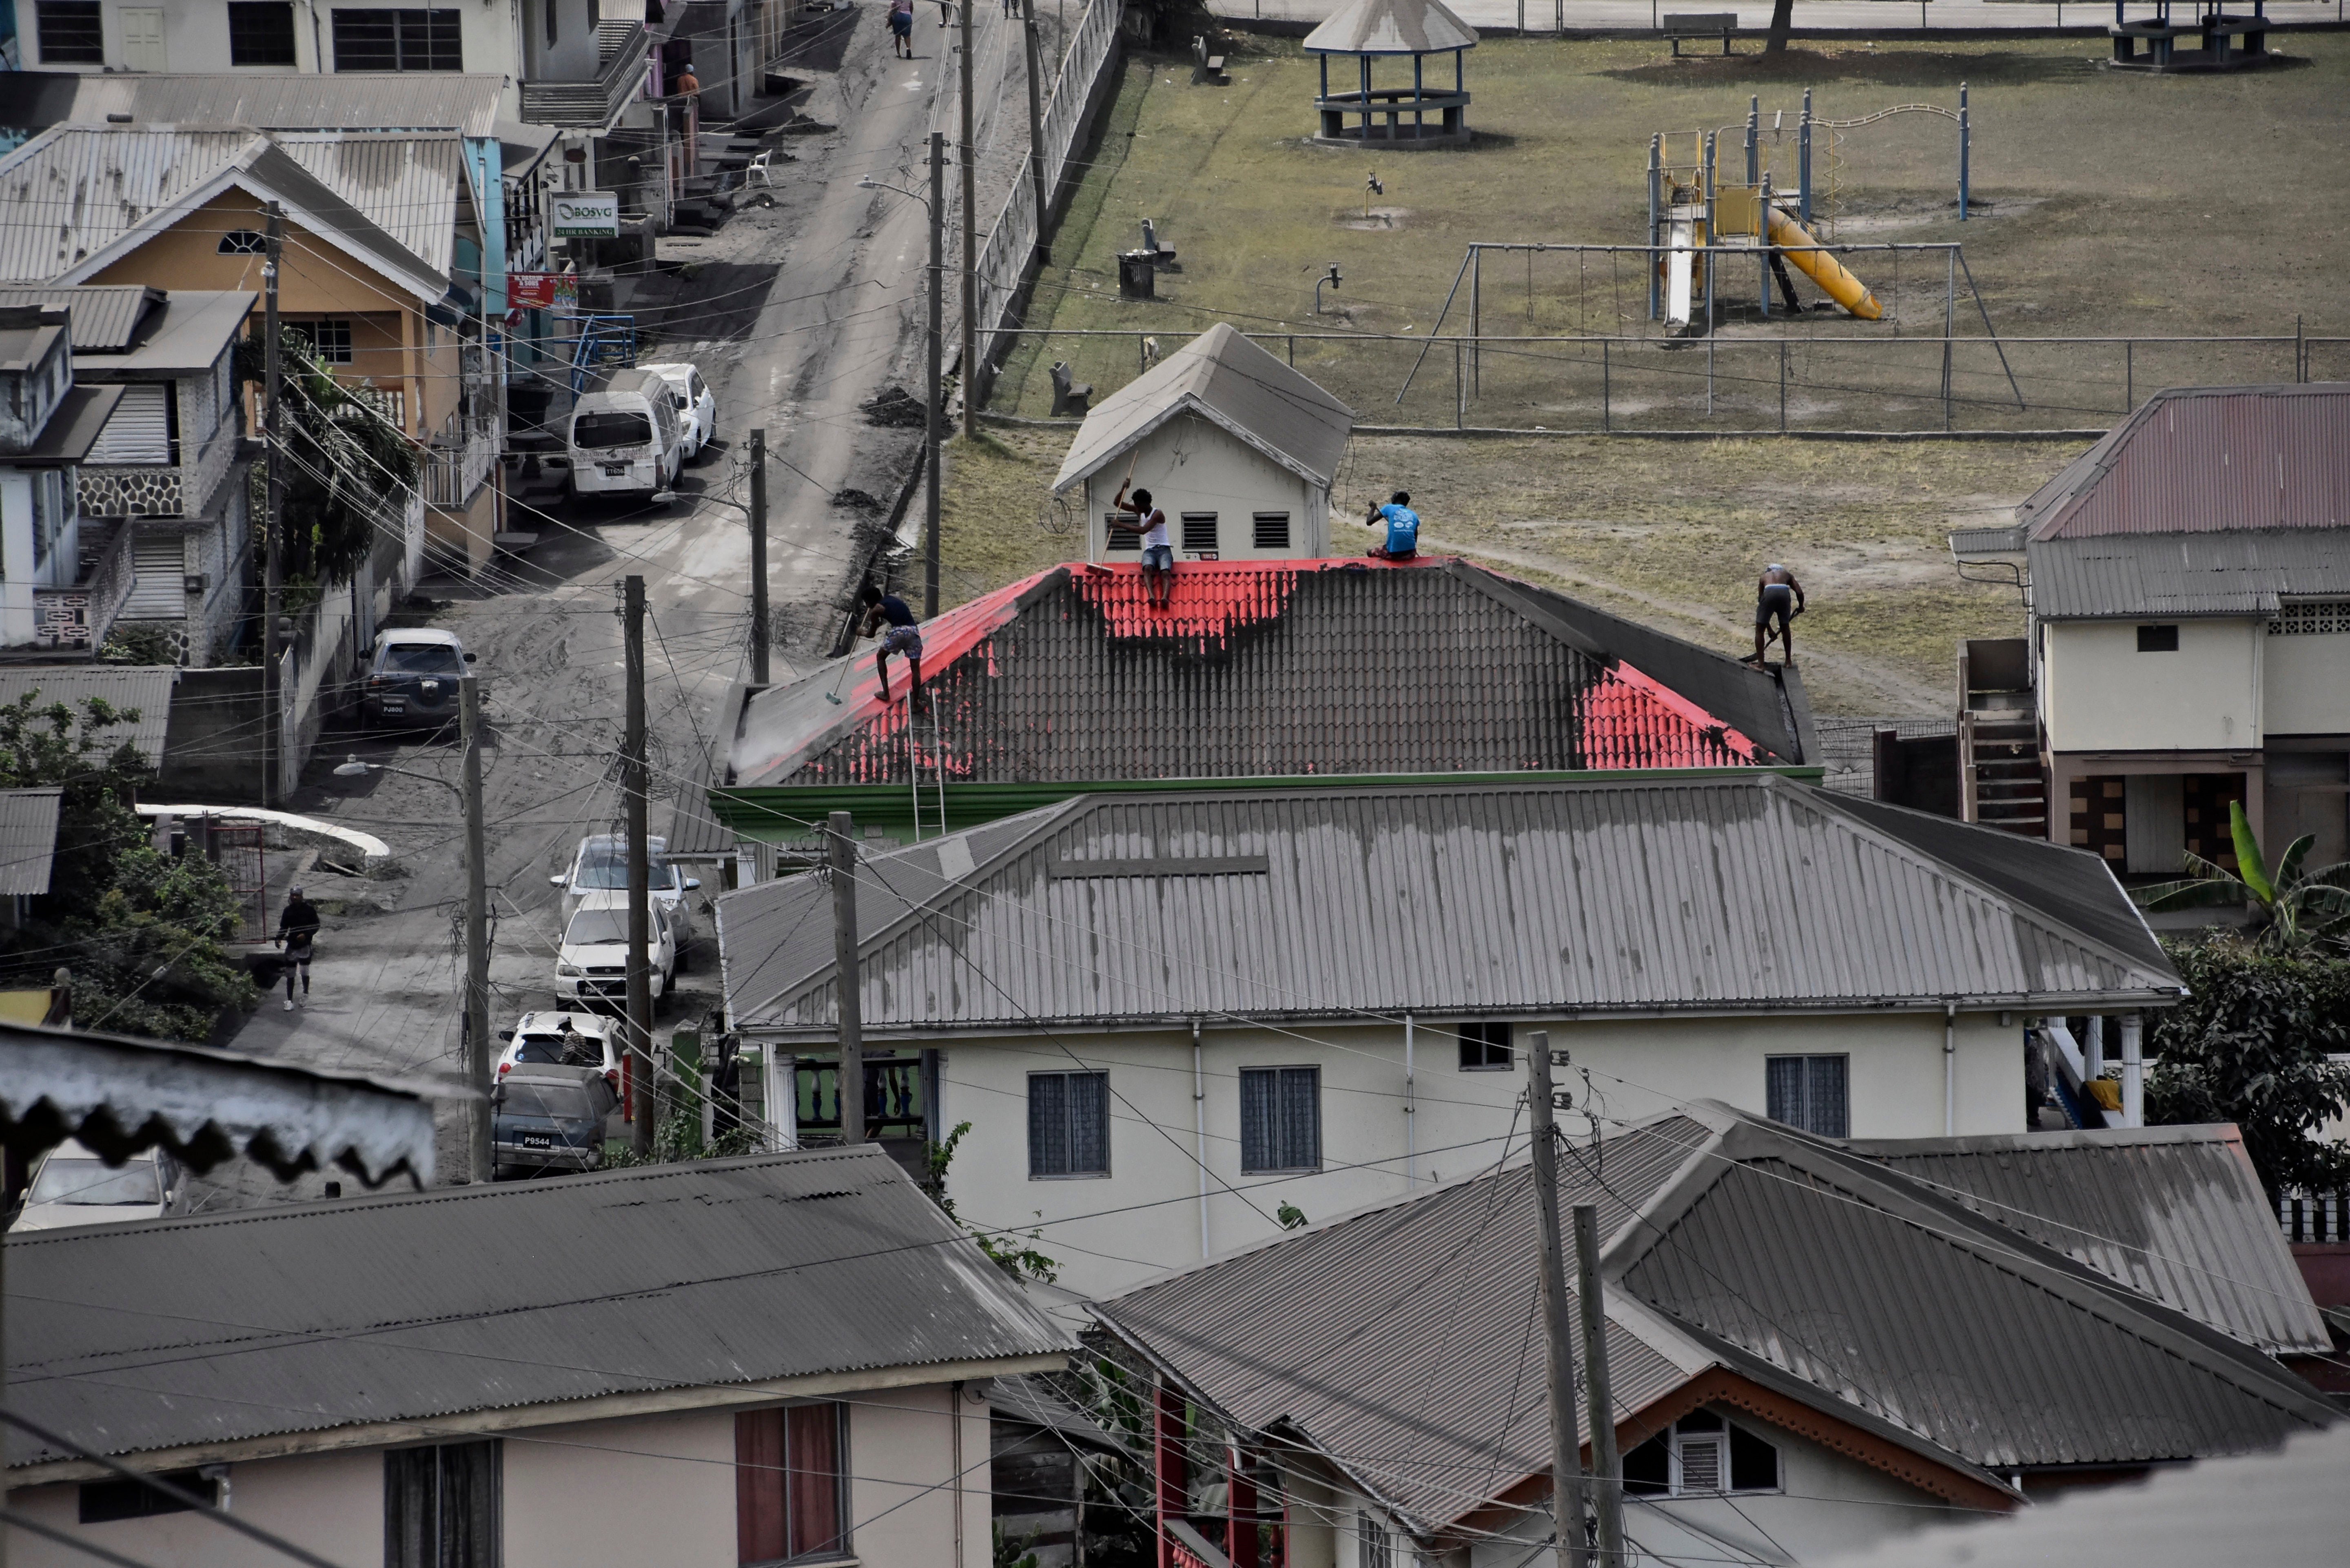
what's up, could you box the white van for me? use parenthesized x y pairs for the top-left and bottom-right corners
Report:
(567, 368), (683, 499)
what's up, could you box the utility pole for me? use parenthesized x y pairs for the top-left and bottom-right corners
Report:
(827, 810), (865, 1144)
(1573, 1203), (1626, 1568)
(1526, 1031), (1588, 1568)
(261, 202), (284, 809)
(1022, 0), (1050, 264)
(924, 131), (945, 620)
(623, 575), (657, 1156)
(959, 0), (978, 440)
(748, 427), (769, 685)
(461, 677), (492, 1184)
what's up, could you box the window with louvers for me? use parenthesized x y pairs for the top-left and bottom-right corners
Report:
(1252, 512), (1290, 550)
(1240, 1066), (1320, 1173)
(89, 386), (174, 466)
(1179, 512), (1218, 552)
(1103, 512), (1140, 551)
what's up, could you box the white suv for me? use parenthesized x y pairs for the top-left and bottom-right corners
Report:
(642, 362), (717, 462)
(496, 1010), (625, 1096)
(550, 834), (701, 945)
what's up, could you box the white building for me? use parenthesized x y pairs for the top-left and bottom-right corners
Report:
(714, 774), (2183, 1302)
(1054, 322), (1355, 564)
(5, 1145), (1069, 1568)
(0, 302), (132, 651)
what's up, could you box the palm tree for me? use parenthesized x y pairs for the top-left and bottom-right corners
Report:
(2132, 800), (2350, 950)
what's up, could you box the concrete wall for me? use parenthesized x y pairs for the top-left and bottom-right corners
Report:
(160, 665), (267, 799)
(0, 468), (37, 645)
(1082, 412), (1330, 563)
(2042, 618), (2263, 754)
(936, 1010), (2026, 1301)
(2264, 630), (2350, 736)
(11, 1384), (991, 1568)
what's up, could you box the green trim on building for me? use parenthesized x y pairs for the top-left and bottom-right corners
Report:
(709, 765), (1828, 845)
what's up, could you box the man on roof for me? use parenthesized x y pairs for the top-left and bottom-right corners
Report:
(1746, 563), (1806, 668)
(1365, 490), (1420, 561)
(858, 583), (927, 712)
(1109, 478), (1175, 610)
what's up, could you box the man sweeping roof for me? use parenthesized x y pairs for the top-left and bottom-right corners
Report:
(1745, 564), (1805, 668)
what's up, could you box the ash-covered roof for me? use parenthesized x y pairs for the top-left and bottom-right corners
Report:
(1304, 0), (1481, 55)
(0, 789), (62, 896)
(7, 1146), (1072, 1474)
(725, 558), (1811, 791)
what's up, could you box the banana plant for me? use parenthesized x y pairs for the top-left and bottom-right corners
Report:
(2132, 801), (2350, 950)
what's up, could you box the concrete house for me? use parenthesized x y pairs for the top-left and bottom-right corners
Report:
(0, 286), (255, 664)
(6, 1145), (1072, 1568)
(1054, 324), (1354, 564)
(712, 557), (1817, 852)
(0, 303), (126, 651)
(1093, 1103), (2336, 1568)
(1954, 382), (2350, 876)
(714, 774), (2183, 1301)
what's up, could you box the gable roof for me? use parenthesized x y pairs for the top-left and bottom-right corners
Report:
(714, 774), (2182, 1038)
(0, 286), (256, 376)
(0, 126), (453, 303)
(1304, 0), (1481, 54)
(1093, 1105), (2334, 1539)
(6, 1146), (1073, 1477)
(725, 557), (1811, 791)
(1051, 323), (1354, 493)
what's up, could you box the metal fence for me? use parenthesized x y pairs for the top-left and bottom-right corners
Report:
(985, 324), (2350, 435)
(968, 0), (1123, 399)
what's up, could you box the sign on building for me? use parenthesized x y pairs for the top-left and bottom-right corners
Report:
(552, 192), (621, 239)
(508, 273), (581, 315)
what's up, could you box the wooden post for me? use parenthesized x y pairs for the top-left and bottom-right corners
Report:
(829, 810), (865, 1144)
(1574, 1204), (1626, 1568)
(1528, 1032), (1589, 1568)
(1155, 1380), (1188, 1568)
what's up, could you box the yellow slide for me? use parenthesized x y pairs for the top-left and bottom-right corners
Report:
(1766, 208), (1883, 321)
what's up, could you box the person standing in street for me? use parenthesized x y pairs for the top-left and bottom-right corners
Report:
(276, 887), (320, 1010)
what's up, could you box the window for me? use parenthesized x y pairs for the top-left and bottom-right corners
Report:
(1765, 1055), (1848, 1139)
(384, 1441), (499, 1568)
(544, 0), (559, 45)
(286, 319), (354, 364)
(1623, 1411), (1779, 1499)
(2136, 624), (2179, 653)
(332, 9), (463, 71)
(1240, 1066), (1320, 1173)
(219, 229), (269, 255)
(1252, 512), (1290, 550)
(32, 469), (69, 570)
(1029, 1070), (1109, 1178)
(80, 1470), (217, 1524)
(1179, 512), (1218, 553)
(89, 384), (174, 465)
(1357, 1510), (1392, 1568)
(736, 1404), (847, 1565)
(1455, 1020), (1513, 1071)
(36, 2), (104, 64)
(229, 3), (300, 66)
(2269, 600), (2350, 635)
(1102, 512), (1139, 551)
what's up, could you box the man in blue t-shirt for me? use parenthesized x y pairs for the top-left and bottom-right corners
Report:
(858, 582), (926, 710)
(1365, 490), (1420, 561)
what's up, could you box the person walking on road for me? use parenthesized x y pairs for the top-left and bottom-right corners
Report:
(276, 887), (320, 1009)
(890, 0), (914, 57)
(1747, 563), (1806, 668)
(1364, 490), (1421, 561)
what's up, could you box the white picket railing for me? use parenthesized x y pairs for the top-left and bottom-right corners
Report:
(967, 0), (1124, 399)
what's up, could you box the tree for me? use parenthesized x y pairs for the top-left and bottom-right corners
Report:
(2145, 936), (2350, 1199)
(238, 326), (421, 588)
(0, 692), (257, 1040)
(1765, 0), (1796, 53)
(2132, 801), (2350, 951)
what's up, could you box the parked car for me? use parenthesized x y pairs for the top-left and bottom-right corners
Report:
(566, 368), (683, 500)
(555, 894), (678, 1009)
(490, 1066), (616, 1180)
(496, 1010), (624, 1097)
(14, 1140), (184, 1231)
(642, 362), (718, 462)
(361, 628), (474, 730)
(550, 834), (701, 947)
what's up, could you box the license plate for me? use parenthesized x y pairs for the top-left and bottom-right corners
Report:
(601, 463), (629, 476)
(381, 703), (406, 713)
(521, 1134), (554, 1149)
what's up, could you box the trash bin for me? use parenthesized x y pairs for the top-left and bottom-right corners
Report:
(1117, 251), (1156, 299)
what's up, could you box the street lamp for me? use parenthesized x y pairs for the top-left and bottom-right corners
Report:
(856, 134), (947, 619)
(332, 679), (492, 1187)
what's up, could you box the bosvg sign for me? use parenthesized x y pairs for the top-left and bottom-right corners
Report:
(553, 192), (621, 239)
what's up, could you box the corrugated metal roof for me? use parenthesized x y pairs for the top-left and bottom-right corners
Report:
(0, 665), (175, 767)
(5, 1146), (1072, 1470)
(74, 288), (253, 376)
(0, 788), (61, 896)
(1618, 1118), (2335, 1471)
(1303, 0), (1481, 55)
(38, 74), (505, 137)
(727, 559), (1809, 790)
(716, 775), (2182, 1037)
(1815, 1423), (2350, 1568)
(0, 285), (159, 349)
(1094, 1117), (1715, 1533)
(273, 133), (465, 279)
(2031, 528), (2350, 619)
(1845, 1126), (2330, 1355)
(1097, 1104), (2333, 1533)
(1053, 323), (1355, 492)
(0, 127), (450, 302)
(2018, 384), (2350, 543)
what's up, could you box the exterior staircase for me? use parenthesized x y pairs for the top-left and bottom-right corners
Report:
(1958, 638), (2048, 838)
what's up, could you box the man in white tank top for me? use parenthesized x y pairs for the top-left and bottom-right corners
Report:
(1111, 478), (1175, 610)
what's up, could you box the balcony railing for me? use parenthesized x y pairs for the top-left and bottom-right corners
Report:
(520, 25), (652, 129)
(425, 418), (499, 510)
(77, 424), (238, 521)
(33, 518), (134, 652)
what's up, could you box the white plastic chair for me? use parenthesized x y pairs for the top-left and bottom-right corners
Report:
(746, 151), (774, 188)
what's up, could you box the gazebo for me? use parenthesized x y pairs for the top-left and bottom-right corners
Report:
(1304, 0), (1479, 149)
